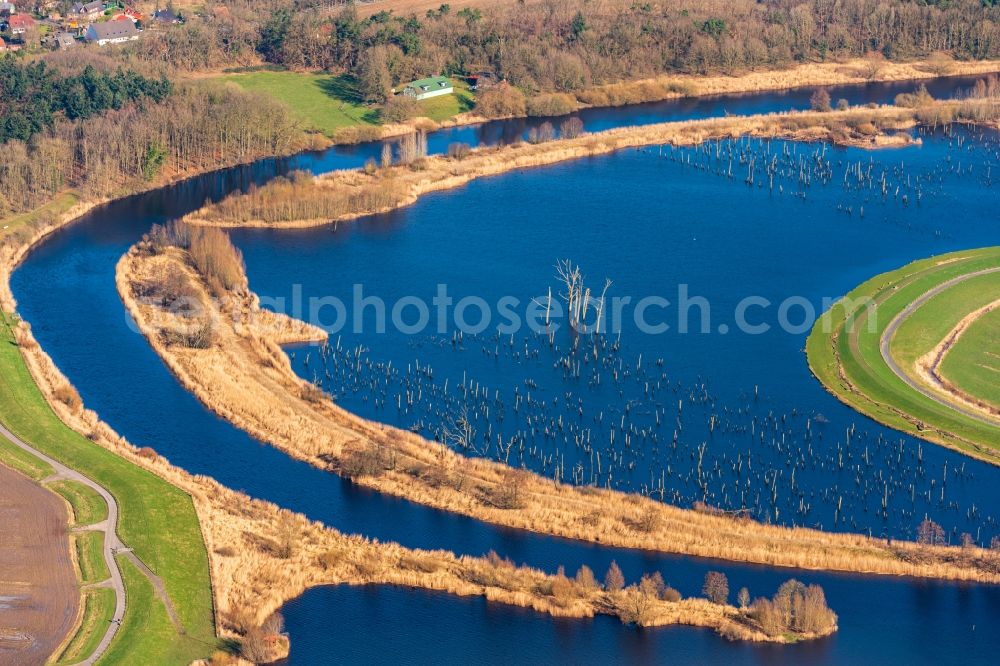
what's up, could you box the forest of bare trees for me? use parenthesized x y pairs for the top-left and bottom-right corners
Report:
(0, 82), (304, 218)
(123, 0), (1000, 91)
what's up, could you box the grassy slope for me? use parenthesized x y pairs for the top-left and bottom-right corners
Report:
(0, 313), (216, 663)
(215, 69), (474, 132)
(940, 306), (1000, 410)
(50, 478), (109, 526)
(98, 557), (203, 666)
(0, 190), (79, 247)
(0, 435), (53, 480)
(74, 530), (110, 585)
(54, 587), (117, 665)
(415, 79), (475, 121)
(806, 247), (1000, 463)
(217, 70), (378, 134)
(890, 271), (1000, 369)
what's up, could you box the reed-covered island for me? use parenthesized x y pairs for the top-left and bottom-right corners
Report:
(183, 93), (1000, 231)
(116, 219), (1000, 588)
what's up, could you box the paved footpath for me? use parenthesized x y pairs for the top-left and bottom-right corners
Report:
(0, 422), (130, 665)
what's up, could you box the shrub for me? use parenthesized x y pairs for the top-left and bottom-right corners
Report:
(574, 564), (598, 591)
(661, 586), (681, 602)
(447, 142), (471, 160)
(751, 580), (838, 636)
(382, 95), (421, 123)
(526, 93), (577, 117)
(484, 469), (528, 508)
(559, 117), (584, 139)
(836, 98), (849, 111)
(53, 384), (82, 411)
(474, 84), (526, 118)
(527, 121), (555, 144)
(810, 88), (832, 112)
(317, 548), (344, 570)
(895, 85), (934, 109)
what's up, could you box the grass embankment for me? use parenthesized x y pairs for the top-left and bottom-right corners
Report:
(117, 237), (1000, 584)
(186, 102), (933, 229)
(807, 247), (1000, 465)
(52, 587), (116, 665)
(0, 313), (217, 663)
(0, 300), (835, 655)
(892, 270), (1000, 417)
(73, 530), (110, 585)
(51, 479), (109, 526)
(940, 306), (1000, 410)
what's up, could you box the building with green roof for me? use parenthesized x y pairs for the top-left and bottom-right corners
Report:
(402, 76), (453, 101)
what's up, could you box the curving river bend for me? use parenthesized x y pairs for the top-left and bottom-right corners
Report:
(12, 75), (1000, 664)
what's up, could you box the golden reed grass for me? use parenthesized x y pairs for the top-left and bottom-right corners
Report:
(117, 243), (1000, 585)
(184, 103), (954, 230)
(0, 300), (822, 663)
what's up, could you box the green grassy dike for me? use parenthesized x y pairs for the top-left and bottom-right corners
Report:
(0, 313), (217, 664)
(806, 247), (1000, 465)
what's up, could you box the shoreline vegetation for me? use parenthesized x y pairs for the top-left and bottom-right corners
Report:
(183, 95), (1000, 230)
(0, 283), (837, 664)
(0, 269), (837, 665)
(807, 248), (1000, 466)
(5, 57), (1000, 285)
(116, 227), (1000, 588)
(0, 65), (994, 663)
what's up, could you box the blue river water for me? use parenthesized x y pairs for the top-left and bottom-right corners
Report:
(10, 75), (1000, 663)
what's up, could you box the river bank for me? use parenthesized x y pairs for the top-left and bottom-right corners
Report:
(183, 100), (1000, 230)
(117, 234), (1000, 585)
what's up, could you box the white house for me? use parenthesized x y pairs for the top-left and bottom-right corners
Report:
(402, 76), (453, 101)
(85, 18), (139, 46)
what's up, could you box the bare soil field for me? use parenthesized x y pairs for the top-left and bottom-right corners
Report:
(0, 465), (78, 665)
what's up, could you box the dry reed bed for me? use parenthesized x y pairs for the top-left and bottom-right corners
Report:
(117, 244), (1000, 585)
(0, 308), (819, 660)
(578, 58), (1000, 107)
(185, 105), (931, 229)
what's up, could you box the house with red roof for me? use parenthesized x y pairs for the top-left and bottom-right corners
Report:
(7, 13), (33, 35)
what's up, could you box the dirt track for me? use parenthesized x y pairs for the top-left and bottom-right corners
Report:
(0, 465), (78, 666)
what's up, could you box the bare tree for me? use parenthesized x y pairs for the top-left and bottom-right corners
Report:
(604, 560), (625, 591)
(702, 571), (729, 604)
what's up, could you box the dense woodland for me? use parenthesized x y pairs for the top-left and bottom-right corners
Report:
(4, 0), (1000, 217)
(0, 81), (304, 219)
(0, 58), (171, 143)
(123, 0), (1000, 92)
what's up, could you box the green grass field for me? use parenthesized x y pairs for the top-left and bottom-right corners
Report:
(74, 530), (110, 585)
(53, 587), (117, 665)
(50, 479), (108, 526)
(0, 313), (217, 663)
(217, 70), (379, 135)
(98, 556), (211, 666)
(939, 300), (1000, 411)
(806, 247), (1000, 464)
(413, 79), (475, 121)
(0, 435), (53, 480)
(214, 69), (475, 134)
(0, 190), (80, 247)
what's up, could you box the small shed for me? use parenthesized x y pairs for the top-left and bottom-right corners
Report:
(402, 76), (453, 101)
(469, 71), (498, 90)
(54, 31), (76, 49)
